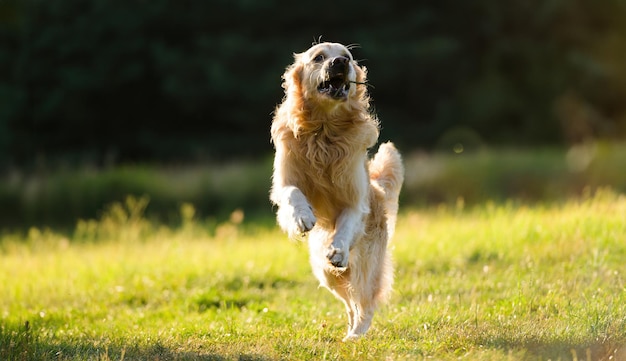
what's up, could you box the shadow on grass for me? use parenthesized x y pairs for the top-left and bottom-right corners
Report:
(0, 321), (271, 361)
(7, 319), (626, 360)
(480, 335), (626, 360)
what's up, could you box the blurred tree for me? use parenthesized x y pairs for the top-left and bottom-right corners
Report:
(0, 0), (625, 168)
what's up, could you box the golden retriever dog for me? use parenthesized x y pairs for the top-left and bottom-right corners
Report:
(270, 42), (404, 341)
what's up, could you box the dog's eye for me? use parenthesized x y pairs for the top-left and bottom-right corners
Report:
(313, 54), (325, 63)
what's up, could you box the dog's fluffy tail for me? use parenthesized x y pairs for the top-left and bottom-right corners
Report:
(369, 142), (404, 237)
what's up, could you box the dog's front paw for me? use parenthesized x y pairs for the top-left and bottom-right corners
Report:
(294, 205), (316, 234)
(326, 245), (349, 269)
(276, 187), (317, 238)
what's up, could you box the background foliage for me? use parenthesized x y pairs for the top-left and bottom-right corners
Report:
(1, 0), (626, 168)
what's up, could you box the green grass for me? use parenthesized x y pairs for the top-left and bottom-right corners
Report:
(2, 190), (626, 360)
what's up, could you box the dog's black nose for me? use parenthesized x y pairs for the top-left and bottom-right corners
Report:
(330, 56), (349, 67)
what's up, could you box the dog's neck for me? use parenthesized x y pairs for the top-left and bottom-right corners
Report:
(294, 96), (369, 134)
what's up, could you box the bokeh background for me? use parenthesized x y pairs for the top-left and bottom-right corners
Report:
(1, 0), (626, 228)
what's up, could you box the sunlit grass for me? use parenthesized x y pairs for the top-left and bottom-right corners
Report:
(2, 190), (626, 360)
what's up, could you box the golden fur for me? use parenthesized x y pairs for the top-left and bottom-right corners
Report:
(270, 42), (404, 341)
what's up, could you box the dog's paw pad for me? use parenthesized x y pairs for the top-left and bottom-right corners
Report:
(326, 247), (348, 268)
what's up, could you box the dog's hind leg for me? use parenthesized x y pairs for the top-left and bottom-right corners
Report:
(344, 296), (375, 341)
(319, 270), (374, 341)
(326, 277), (357, 335)
(310, 263), (357, 336)
(343, 235), (394, 341)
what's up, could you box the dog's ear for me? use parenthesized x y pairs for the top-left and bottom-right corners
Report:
(353, 63), (369, 100)
(354, 63), (368, 84)
(281, 54), (304, 97)
(277, 55), (306, 137)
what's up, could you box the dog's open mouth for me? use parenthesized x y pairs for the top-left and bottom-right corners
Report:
(318, 71), (350, 100)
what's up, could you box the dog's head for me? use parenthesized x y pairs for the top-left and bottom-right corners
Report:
(282, 42), (367, 105)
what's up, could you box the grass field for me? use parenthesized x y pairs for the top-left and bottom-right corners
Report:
(2, 189), (626, 360)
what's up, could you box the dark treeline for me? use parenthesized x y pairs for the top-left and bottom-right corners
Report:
(1, 0), (626, 168)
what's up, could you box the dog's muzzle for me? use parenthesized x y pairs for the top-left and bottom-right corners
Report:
(317, 56), (351, 100)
